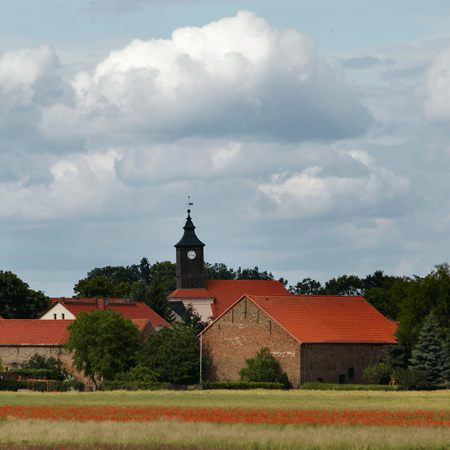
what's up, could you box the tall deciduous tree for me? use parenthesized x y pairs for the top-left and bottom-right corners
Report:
(396, 264), (450, 350)
(408, 313), (443, 384)
(65, 309), (140, 390)
(138, 322), (200, 385)
(289, 278), (322, 295)
(0, 271), (50, 319)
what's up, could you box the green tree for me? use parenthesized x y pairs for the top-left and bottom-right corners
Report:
(362, 362), (392, 384)
(238, 347), (290, 388)
(21, 354), (66, 381)
(148, 261), (177, 297)
(408, 313), (443, 384)
(65, 309), (140, 390)
(137, 323), (201, 384)
(204, 263), (236, 280)
(289, 278), (322, 295)
(441, 330), (450, 386)
(322, 275), (362, 296)
(0, 271), (50, 319)
(236, 266), (275, 281)
(74, 276), (115, 298)
(143, 280), (175, 323)
(396, 264), (450, 350)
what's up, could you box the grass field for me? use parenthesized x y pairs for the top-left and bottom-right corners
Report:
(1, 389), (450, 450)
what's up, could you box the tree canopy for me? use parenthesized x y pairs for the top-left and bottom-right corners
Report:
(0, 271), (50, 319)
(65, 309), (140, 390)
(135, 323), (201, 385)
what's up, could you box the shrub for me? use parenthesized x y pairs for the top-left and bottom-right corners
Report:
(238, 347), (291, 389)
(392, 367), (430, 390)
(20, 354), (66, 381)
(362, 362), (393, 384)
(0, 380), (28, 391)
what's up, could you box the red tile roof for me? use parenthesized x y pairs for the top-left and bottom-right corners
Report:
(168, 289), (215, 299)
(0, 320), (72, 346)
(204, 280), (291, 318)
(201, 294), (397, 344)
(48, 298), (171, 329)
(0, 318), (153, 346)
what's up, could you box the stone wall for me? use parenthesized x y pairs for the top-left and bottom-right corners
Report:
(0, 346), (96, 388)
(202, 296), (302, 387)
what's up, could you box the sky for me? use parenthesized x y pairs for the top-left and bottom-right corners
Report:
(2, 0), (450, 296)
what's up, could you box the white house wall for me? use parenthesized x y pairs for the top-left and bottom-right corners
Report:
(40, 304), (76, 320)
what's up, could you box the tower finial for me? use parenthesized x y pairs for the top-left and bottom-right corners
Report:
(187, 196), (193, 216)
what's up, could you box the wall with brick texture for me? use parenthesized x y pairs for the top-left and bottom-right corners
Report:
(301, 343), (390, 385)
(202, 296), (392, 388)
(202, 296), (302, 387)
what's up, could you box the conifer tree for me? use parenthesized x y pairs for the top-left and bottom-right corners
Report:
(144, 279), (175, 323)
(441, 331), (450, 385)
(408, 313), (443, 384)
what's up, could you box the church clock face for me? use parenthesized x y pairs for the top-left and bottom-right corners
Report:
(187, 250), (196, 260)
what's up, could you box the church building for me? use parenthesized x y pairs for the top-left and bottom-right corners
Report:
(167, 209), (290, 322)
(168, 207), (397, 387)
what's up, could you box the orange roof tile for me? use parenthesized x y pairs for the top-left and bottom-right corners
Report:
(200, 294), (397, 344)
(249, 295), (398, 344)
(204, 280), (290, 318)
(0, 320), (72, 346)
(168, 289), (215, 299)
(48, 298), (171, 329)
(130, 319), (152, 331)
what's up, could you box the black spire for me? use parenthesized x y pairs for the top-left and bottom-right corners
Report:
(175, 209), (205, 248)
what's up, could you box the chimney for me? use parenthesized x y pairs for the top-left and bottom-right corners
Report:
(98, 298), (108, 310)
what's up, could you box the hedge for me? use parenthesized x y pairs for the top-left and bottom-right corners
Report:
(0, 380), (28, 391)
(0, 379), (84, 392)
(298, 382), (448, 391)
(202, 381), (287, 390)
(300, 382), (402, 391)
(100, 381), (173, 391)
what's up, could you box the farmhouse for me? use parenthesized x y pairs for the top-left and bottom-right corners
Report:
(199, 294), (398, 388)
(40, 297), (171, 330)
(0, 318), (155, 386)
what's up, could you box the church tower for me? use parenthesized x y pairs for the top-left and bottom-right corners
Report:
(175, 208), (205, 289)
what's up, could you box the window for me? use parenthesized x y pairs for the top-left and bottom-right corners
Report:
(53, 314), (57, 320)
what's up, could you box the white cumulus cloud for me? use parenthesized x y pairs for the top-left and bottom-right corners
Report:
(258, 149), (410, 220)
(40, 10), (371, 143)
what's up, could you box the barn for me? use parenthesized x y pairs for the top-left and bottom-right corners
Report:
(199, 293), (398, 388)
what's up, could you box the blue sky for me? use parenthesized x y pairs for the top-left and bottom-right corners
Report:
(2, 0), (450, 296)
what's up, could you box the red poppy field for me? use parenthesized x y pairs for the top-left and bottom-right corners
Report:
(2, 390), (450, 449)
(1, 403), (450, 427)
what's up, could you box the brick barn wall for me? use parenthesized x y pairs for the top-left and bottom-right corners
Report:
(302, 343), (390, 385)
(202, 297), (301, 387)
